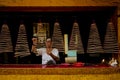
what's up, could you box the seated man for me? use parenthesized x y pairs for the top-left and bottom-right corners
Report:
(31, 38), (60, 65)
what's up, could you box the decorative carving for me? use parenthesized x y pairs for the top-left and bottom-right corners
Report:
(33, 22), (49, 48)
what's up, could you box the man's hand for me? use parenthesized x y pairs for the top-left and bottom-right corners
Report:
(32, 37), (38, 46)
(46, 48), (60, 61)
(46, 48), (52, 55)
(31, 45), (37, 54)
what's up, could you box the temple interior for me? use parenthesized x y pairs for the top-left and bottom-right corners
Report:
(0, 0), (120, 80)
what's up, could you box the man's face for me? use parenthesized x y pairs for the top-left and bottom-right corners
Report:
(46, 41), (52, 48)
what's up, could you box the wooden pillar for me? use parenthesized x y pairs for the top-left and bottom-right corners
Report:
(118, 16), (120, 66)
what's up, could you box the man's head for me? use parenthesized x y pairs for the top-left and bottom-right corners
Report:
(46, 38), (52, 48)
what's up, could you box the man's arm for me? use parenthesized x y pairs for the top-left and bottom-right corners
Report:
(47, 49), (60, 61)
(31, 45), (42, 56)
(49, 52), (60, 61)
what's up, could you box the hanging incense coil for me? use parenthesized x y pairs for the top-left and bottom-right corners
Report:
(15, 24), (30, 57)
(87, 23), (104, 53)
(0, 24), (13, 53)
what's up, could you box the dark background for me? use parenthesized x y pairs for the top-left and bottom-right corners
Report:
(0, 9), (116, 64)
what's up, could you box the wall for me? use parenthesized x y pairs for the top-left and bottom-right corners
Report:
(0, 0), (120, 17)
(0, 0), (118, 6)
(2, 0), (119, 18)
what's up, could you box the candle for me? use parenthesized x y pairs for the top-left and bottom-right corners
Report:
(64, 34), (68, 54)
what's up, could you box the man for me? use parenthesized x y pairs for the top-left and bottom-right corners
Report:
(31, 38), (60, 65)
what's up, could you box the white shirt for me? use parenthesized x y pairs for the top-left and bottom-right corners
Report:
(110, 60), (118, 67)
(36, 48), (59, 65)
